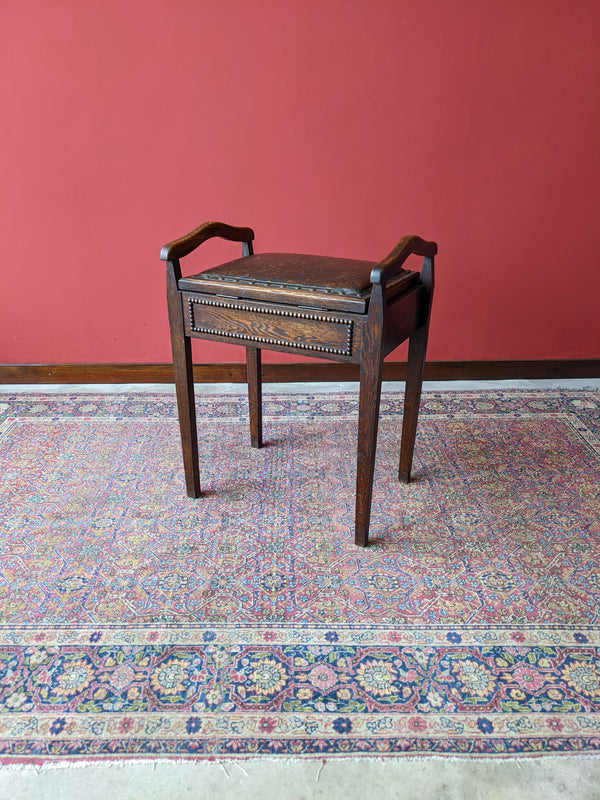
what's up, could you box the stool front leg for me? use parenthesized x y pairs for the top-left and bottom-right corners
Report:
(166, 261), (202, 498)
(246, 346), (263, 448)
(355, 354), (384, 547)
(355, 285), (385, 547)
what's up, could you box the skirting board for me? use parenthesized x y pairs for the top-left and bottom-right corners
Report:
(1, 361), (599, 384)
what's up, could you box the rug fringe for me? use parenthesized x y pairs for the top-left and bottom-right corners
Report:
(2, 752), (600, 772)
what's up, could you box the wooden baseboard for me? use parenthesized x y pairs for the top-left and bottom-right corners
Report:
(1, 361), (599, 384)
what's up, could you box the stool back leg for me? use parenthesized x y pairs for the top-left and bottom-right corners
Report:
(398, 324), (428, 482)
(398, 255), (434, 483)
(246, 346), (263, 448)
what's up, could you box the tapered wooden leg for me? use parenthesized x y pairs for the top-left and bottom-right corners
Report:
(355, 354), (384, 547)
(246, 345), (263, 448)
(167, 279), (201, 498)
(398, 325), (428, 483)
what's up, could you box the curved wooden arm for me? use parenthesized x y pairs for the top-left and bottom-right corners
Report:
(160, 221), (255, 261)
(370, 235), (437, 285)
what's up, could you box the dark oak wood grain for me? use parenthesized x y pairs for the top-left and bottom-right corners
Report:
(371, 235), (437, 286)
(166, 258), (201, 498)
(160, 220), (437, 546)
(399, 255), (434, 483)
(183, 294), (358, 360)
(354, 282), (386, 547)
(160, 221), (255, 261)
(246, 346), (262, 448)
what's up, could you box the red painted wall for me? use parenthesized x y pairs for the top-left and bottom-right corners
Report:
(2, 0), (599, 365)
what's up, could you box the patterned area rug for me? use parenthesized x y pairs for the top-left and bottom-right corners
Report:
(0, 389), (599, 761)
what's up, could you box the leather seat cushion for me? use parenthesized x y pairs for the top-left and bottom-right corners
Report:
(179, 253), (378, 297)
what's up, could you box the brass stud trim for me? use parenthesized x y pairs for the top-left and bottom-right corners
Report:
(187, 297), (354, 357)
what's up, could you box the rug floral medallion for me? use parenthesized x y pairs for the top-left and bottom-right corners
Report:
(0, 389), (599, 761)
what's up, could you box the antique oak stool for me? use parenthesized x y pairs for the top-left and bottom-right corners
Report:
(160, 221), (437, 547)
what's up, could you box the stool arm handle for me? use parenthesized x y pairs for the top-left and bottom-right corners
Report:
(370, 235), (437, 285)
(160, 221), (255, 261)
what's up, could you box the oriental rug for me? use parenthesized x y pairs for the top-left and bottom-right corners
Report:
(0, 389), (599, 761)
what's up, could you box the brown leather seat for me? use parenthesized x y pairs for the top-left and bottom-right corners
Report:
(179, 253), (419, 313)
(161, 221), (437, 546)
